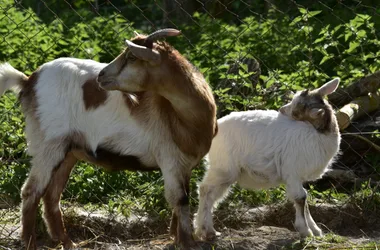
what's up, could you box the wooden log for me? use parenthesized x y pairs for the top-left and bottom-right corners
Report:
(335, 91), (380, 130)
(329, 71), (380, 107)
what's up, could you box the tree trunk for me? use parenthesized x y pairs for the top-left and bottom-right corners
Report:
(329, 71), (380, 107)
(336, 91), (380, 130)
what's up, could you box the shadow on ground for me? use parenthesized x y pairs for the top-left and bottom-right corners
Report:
(1, 201), (379, 249)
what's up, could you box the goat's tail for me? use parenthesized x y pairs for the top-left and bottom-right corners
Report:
(0, 63), (27, 96)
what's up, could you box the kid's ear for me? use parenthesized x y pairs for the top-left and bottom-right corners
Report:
(317, 78), (340, 96)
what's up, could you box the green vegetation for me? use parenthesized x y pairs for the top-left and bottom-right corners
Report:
(0, 0), (379, 220)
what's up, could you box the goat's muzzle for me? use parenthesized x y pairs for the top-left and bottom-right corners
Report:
(97, 73), (118, 90)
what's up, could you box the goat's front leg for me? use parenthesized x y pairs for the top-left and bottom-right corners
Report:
(195, 166), (236, 241)
(169, 209), (179, 237)
(162, 165), (195, 249)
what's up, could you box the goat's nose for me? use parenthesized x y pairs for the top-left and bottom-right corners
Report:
(98, 70), (105, 77)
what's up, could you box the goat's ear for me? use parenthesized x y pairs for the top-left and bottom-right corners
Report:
(309, 108), (325, 119)
(125, 40), (161, 63)
(317, 78), (340, 96)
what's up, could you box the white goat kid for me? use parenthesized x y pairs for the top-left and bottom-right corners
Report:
(195, 78), (341, 240)
(0, 29), (217, 249)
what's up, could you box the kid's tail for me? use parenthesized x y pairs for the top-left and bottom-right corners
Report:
(0, 63), (27, 96)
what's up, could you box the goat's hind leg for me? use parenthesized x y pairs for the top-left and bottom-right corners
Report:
(42, 152), (77, 249)
(304, 194), (323, 236)
(21, 143), (68, 250)
(286, 182), (313, 238)
(195, 167), (236, 241)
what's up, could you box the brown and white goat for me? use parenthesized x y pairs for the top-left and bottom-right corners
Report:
(0, 29), (217, 249)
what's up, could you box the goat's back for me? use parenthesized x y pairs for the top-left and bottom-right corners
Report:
(208, 110), (340, 187)
(20, 58), (157, 165)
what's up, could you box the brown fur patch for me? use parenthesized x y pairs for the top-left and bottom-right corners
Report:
(82, 78), (108, 110)
(169, 210), (179, 236)
(162, 55), (217, 158)
(213, 123), (218, 138)
(20, 175), (41, 250)
(125, 90), (216, 158)
(292, 91), (338, 134)
(97, 34), (217, 160)
(67, 131), (159, 172)
(43, 152), (77, 245)
(19, 70), (39, 120)
(90, 146), (159, 171)
(174, 205), (195, 247)
(121, 38), (217, 158)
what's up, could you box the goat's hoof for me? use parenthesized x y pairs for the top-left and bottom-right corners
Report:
(206, 230), (220, 241)
(63, 240), (77, 249)
(174, 232), (197, 249)
(179, 239), (199, 250)
(300, 229), (314, 238)
(169, 226), (177, 238)
(312, 228), (323, 237)
(195, 228), (220, 242)
(24, 245), (37, 250)
(23, 239), (37, 250)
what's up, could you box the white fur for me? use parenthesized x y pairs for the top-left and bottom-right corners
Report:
(195, 109), (340, 239)
(0, 62), (26, 95)
(0, 58), (193, 183)
(1, 39), (213, 248)
(54, 59), (191, 167)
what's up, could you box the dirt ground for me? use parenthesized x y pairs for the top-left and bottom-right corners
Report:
(1, 202), (379, 249)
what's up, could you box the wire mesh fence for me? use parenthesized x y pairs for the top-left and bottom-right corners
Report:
(0, 0), (379, 249)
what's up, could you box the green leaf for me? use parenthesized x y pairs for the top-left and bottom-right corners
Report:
(219, 88), (231, 93)
(11, 116), (21, 123)
(240, 63), (248, 72)
(298, 8), (307, 14)
(291, 44), (301, 51)
(290, 16), (302, 26)
(266, 79), (275, 88)
(345, 31), (352, 42)
(313, 37), (326, 44)
(320, 55), (332, 65)
(308, 10), (322, 18)
(346, 41), (360, 53)
(58, 39), (69, 45)
(356, 30), (366, 38)
(332, 24), (342, 34)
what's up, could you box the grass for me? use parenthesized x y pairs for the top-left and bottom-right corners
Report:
(284, 234), (379, 250)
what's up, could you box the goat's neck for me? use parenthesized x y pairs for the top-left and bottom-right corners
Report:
(157, 72), (215, 122)
(139, 72), (216, 158)
(154, 50), (215, 117)
(311, 108), (339, 135)
(328, 114), (340, 135)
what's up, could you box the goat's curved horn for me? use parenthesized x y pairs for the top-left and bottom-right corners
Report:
(125, 40), (161, 63)
(144, 28), (181, 47)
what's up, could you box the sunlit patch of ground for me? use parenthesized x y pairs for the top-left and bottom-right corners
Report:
(1, 201), (379, 249)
